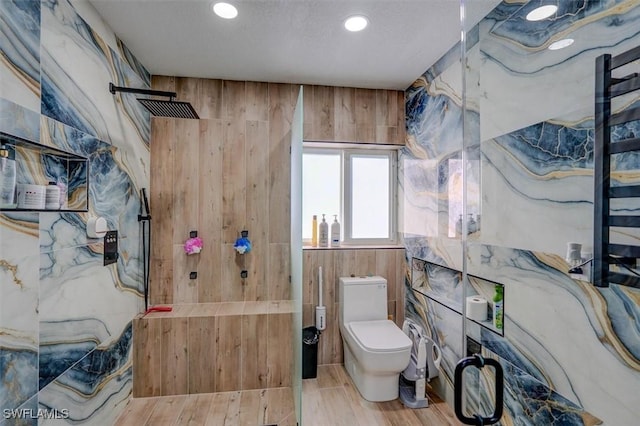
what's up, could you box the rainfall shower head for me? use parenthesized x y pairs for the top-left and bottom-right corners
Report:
(109, 83), (199, 119)
(138, 99), (199, 119)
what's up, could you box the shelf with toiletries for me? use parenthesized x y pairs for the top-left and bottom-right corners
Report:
(410, 259), (504, 337)
(0, 131), (89, 212)
(466, 274), (504, 337)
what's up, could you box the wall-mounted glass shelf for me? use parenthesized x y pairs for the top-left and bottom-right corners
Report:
(410, 258), (505, 337)
(1, 131), (89, 212)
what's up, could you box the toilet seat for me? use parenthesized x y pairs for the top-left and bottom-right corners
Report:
(348, 320), (412, 353)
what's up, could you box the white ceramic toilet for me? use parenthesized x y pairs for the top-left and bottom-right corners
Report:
(339, 276), (412, 402)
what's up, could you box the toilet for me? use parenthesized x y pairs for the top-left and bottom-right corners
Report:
(339, 276), (412, 402)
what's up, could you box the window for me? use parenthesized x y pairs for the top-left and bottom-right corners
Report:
(302, 147), (397, 245)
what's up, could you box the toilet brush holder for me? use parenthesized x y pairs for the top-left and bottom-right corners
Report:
(316, 306), (326, 331)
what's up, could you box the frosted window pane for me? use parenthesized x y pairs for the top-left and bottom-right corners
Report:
(351, 155), (389, 238)
(302, 153), (341, 239)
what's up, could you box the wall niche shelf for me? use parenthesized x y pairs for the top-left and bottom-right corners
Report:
(410, 258), (505, 337)
(1, 131), (89, 212)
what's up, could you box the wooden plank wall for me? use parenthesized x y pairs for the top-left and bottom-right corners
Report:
(149, 78), (405, 305)
(133, 302), (293, 397)
(144, 76), (405, 395)
(302, 248), (406, 365)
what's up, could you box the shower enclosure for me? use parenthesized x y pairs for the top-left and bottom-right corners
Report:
(405, 1), (640, 424)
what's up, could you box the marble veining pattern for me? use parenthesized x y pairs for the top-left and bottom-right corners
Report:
(0, 0), (41, 114)
(1, 0), (148, 422)
(403, 1), (640, 424)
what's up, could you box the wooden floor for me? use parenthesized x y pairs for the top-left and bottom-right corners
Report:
(114, 387), (295, 426)
(303, 364), (461, 426)
(114, 364), (460, 425)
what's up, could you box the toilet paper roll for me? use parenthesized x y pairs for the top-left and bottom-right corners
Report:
(466, 296), (488, 322)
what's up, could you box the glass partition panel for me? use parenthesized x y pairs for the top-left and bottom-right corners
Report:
(290, 86), (304, 425)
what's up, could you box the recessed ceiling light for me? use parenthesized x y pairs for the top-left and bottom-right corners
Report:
(344, 15), (368, 32)
(212, 2), (238, 19)
(548, 38), (574, 50)
(526, 5), (558, 21)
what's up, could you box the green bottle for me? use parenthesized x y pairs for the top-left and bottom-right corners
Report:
(492, 285), (504, 330)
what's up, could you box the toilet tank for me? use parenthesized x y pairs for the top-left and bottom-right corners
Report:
(339, 276), (388, 324)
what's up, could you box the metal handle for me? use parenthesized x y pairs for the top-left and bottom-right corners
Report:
(454, 354), (504, 425)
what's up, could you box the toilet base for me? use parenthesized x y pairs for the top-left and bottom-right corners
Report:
(343, 342), (400, 402)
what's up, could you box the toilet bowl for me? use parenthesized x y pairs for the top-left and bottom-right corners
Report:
(339, 276), (412, 402)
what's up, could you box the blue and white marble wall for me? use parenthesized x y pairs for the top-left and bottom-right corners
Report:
(404, 1), (640, 425)
(1, 0), (149, 424)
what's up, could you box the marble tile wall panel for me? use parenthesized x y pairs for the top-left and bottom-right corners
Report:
(479, 1), (640, 141)
(40, 0), (150, 190)
(403, 1), (640, 424)
(1, 0), (149, 423)
(0, 213), (39, 415)
(0, 0), (41, 114)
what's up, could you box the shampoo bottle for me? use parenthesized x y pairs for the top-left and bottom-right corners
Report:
(0, 144), (16, 208)
(330, 215), (340, 247)
(311, 215), (318, 247)
(492, 284), (504, 330)
(319, 214), (328, 247)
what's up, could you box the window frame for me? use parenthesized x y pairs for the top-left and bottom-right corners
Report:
(302, 146), (398, 246)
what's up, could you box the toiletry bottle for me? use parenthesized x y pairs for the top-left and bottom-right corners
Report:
(492, 285), (504, 330)
(0, 144), (17, 208)
(311, 215), (318, 247)
(330, 215), (340, 247)
(467, 213), (477, 234)
(455, 214), (463, 237)
(319, 214), (329, 247)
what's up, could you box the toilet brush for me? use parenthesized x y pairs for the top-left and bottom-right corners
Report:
(316, 266), (327, 331)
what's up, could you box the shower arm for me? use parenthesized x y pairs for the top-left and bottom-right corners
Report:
(109, 83), (176, 100)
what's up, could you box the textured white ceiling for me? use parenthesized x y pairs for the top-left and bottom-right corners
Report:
(89, 0), (500, 90)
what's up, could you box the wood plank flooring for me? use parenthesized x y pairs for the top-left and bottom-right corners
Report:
(115, 364), (461, 425)
(302, 364), (462, 426)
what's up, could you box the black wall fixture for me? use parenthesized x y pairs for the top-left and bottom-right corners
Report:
(109, 83), (199, 119)
(594, 44), (640, 289)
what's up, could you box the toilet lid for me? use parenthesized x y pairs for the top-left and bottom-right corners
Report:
(349, 320), (412, 352)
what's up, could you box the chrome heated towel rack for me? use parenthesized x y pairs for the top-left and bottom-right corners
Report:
(594, 44), (640, 288)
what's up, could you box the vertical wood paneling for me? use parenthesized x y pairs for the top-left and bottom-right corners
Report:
(188, 316), (217, 393)
(245, 120), (269, 301)
(396, 249), (407, 328)
(150, 118), (175, 304)
(241, 314), (269, 389)
(221, 120), (246, 244)
(303, 248), (404, 365)
(246, 81), (269, 121)
(302, 84), (314, 140)
(216, 315), (242, 392)
(268, 243), (290, 300)
(197, 119), (224, 302)
(172, 245), (199, 303)
(172, 119), (200, 243)
(375, 249), (397, 305)
(222, 81), (247, 243)
(355, 88), (376, 142)
(268, 313), (293, 387)
(397, 91), (406, 145)
(147, 76), (406, 396)
(312, 85), (335, 140)
(334, 86), (356, 141)
(268, 83), (293, 243)
(199, 79), (223, 120)
(133, 317), (162, 397)
(160, 317), (188, 395)
(221, 245), (245, 302)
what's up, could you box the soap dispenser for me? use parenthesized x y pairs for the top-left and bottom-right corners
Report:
(330, 215), (340, 247)
(318, 214), (328, 247)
